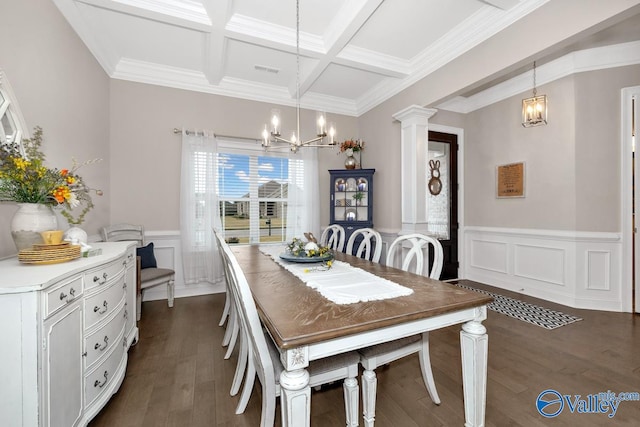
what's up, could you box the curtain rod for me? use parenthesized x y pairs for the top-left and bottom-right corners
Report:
(172, 128), (261, 142)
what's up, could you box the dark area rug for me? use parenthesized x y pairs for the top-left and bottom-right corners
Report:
(451, 282), (583, 329)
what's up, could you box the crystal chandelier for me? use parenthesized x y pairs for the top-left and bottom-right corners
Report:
(522, 61), (548, 127)
(261, 0), (336, 152)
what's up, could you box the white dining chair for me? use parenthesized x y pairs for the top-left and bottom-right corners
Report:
(213, 230), (248, 398)
(320, 224), (346, 252)
(345, 227), (382, 263)
(359, 233), (444, 426)
(217, 237), (360, 427)
(101, 223), (175, 321)
(210, 230), (242, 365)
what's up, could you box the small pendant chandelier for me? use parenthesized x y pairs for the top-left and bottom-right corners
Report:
(522, 61), (547, 128)
(261, 0), (336, 152)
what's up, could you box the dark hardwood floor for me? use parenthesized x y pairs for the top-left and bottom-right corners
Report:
(90, 280), (640, 426)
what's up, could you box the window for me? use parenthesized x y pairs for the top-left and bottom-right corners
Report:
(217, 141), (300, 244)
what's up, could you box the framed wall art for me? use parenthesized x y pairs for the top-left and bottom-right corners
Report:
(496, 162), (525, 198)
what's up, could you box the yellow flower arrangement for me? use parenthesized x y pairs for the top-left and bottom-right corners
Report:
(0, 126), (102, 224)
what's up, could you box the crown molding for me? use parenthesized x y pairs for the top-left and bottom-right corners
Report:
(353, 0), (550, 115)
(111, 58), (359, 116)
(436, 40), (640, 113)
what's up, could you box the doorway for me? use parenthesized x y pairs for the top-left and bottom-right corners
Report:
(428, 131), (458, 280)
(631, 90), (639, 313)
(623, 86), (639, 314)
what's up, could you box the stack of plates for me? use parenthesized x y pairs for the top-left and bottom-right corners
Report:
(18, 242), (82, 265)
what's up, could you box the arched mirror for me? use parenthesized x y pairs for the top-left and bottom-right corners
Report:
(0, 69), (28, 151)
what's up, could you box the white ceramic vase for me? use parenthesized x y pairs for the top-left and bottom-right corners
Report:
(10, 203), (58, 251)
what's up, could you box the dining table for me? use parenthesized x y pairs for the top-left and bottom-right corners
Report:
(231, 244), (492, 427)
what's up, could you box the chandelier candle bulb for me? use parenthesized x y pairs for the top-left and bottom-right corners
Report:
(316, 112), (327, 136)
(329, 123), (336, 145)
(270, 109), (281, 136)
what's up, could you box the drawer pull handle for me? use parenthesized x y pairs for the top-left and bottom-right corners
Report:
(94, 335), (109, 351)
(94, 301), (108, 314)
(93, 272), (108, 284)
(59, 287), (76, 303)
(94, 371), (108, 388)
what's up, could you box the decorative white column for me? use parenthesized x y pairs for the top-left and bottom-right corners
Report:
(392, 105), (437, 234)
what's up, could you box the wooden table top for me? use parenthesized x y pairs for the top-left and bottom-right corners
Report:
(232, 245), (493, 350)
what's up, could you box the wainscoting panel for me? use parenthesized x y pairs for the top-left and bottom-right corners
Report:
(586, 250), (611, 291)
(464, 227), (624, 312)
(138, 231), (223, 303)
(513, 244), (565, 286)
(470, 239), (508, 274)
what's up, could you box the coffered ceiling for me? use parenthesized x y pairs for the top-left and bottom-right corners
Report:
(52, 0), (639, 117)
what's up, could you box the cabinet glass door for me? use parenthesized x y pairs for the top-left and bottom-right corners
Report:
(334, 176), (368, 222)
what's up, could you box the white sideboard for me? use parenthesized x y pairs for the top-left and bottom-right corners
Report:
(0, 242), (138, 426)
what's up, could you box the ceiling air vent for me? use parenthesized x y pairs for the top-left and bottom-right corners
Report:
(254, 65), (280, 74)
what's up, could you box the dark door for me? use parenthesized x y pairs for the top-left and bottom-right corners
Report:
(428, 131), (458, 280)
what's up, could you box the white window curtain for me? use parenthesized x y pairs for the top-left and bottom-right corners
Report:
(286, 147), (320, 241)
(180, 129), (223, 285)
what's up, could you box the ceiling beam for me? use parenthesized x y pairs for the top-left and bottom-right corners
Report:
(296, 0), (385, 97)
(76, 0), (212, 31)
(480, 0), (521, 10)
(200, 0), (232, 86)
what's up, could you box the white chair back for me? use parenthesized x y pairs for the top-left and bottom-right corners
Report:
(216, 235), (278, 427)
(101, 223), (145, 246)
(345, 227), (382, 263)
(320, 224), (346, 252)
(386, 233), (443, 279)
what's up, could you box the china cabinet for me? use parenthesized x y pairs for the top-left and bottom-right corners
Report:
(0, 242), (138, 426)
(329, 168), (375, 245)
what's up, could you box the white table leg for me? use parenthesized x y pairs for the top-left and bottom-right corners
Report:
(361, 369), (376, 427)
(460, 320), (488, 427)
(280, 368), (311, 427)
(343, 377), (359, 427)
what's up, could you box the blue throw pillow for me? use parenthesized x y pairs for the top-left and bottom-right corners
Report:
(136, 243), (157, 269)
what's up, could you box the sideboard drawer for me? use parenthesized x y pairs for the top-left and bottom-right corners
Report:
(84, 330), (125, 408)
(44, 276), (83, 319)
(84, 259), (126, 290)
(84, 272), (126, 330)
(84, 299), (127, 369)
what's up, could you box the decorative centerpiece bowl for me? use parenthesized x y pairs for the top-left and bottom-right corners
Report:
(279, 236), (334, 264)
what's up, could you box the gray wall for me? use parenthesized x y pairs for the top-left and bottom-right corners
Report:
(1, 0), (639, 261)
(463, 65), (639, 232)
(574, 66), (640, 231)
(465, 75), (578, 230)
(108, 80), (358, 231)
(0, 0), (110, 258)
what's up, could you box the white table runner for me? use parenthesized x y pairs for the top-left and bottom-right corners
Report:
(260, 245), (413, 304)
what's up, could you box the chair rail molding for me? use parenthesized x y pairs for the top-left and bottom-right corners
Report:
(464, 226), (624, 312)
